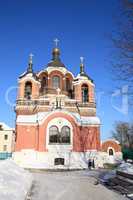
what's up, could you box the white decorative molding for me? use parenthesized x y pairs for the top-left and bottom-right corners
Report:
(19, 75), (40, 84)
(73, 78), (94, 86)
(16, 110), (101, 126)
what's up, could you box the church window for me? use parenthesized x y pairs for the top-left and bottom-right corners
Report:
(49, 125), (71, 144)
(4, 135), (8, 140)
(66, 78), (73, 98)
(24, 82), (32, 100)
(52, 76), (60, 89)
(66, 78), (71, 91)
(40, 77), (47, 93)
(49, 126), (59, 143)
(82, 84), (88, 103)
(109, 148), (114, 156)
(3, 145), (7, 151)
(61, 126), (70, 143)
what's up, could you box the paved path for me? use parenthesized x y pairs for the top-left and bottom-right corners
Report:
(30, 170), (127, 200)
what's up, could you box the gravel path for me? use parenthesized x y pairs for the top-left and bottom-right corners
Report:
(30, 170), (128, 200)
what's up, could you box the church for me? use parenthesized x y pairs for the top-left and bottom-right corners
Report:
(14, 41), (122, 169)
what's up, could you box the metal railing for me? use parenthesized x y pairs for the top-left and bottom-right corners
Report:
(16, 99), (96, 108)
(16, 99), (49, 106)
(65, 102), (96, 108)
(0, 152), (12, 160)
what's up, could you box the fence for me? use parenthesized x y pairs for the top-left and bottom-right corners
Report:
(0, 152), (12, 160)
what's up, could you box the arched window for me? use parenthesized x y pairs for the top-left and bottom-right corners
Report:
(40, 77), (47, 93)
(66, 78), (73, 98)
(109, 148), (114, 156)
(52, 76), (60, 89)
(66, 78), (71, 91)
(49, 125), (71, 144)
(82, 84), (88, 103)
(61, 126), (70, 143)
(49, 126), (58, 143)
(24, 82), (32, 99)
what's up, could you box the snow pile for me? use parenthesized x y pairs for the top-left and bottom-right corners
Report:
(100, 170), (116, 184)
(117, 162), (133, 175)
(102, 171), (116, 181)
(0, 160), (33, 200)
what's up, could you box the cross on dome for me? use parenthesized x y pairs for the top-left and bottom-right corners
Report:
(54, 38), (59, 47)
(80, 56), (85, 74)
(80, 56), (84, 64)
(29, 53), (34, 64)
(27, 53), (34, 73)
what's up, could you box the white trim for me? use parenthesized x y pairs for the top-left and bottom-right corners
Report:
(16, 123), (38, 126)
(102, 139), (120, 145)
(19, 76), (40, 84)
(37, 67), (75, 79)
(16, 110), (100, 126)
(16, 122), (100, 127)
(37, 70), (47, 76)
(107, 147), (115, 156)
(73, 79), (94, 86)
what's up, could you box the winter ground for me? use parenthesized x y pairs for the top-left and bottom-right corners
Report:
(29, 170), (128, 200)
(0, 160), (32, 200)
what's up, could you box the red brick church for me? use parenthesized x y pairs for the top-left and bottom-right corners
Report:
(14, 41), (122, 169)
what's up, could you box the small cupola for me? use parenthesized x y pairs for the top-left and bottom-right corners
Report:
(77, 57), (93, 82)
(19, 54), (38, 80)
(27, 53), (33, 73)
(47, 39), (66, 68)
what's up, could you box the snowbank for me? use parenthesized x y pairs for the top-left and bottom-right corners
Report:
(117, 162), (133, 175)
(99, 170), (116, 184)
(0, 159), (33, 200)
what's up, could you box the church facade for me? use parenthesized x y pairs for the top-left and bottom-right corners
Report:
(14, 44), (122, 169)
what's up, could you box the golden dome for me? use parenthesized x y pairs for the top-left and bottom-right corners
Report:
(52, 48), (60, 55)
(47, 46), (65, 68)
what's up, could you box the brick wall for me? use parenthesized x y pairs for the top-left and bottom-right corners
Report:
(15, 112), (100, 152)
(101, 140), (121, 153)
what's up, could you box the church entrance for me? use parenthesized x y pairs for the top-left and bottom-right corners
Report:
(54, 158), (64, 165)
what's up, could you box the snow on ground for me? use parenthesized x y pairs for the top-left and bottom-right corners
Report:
(0, 159), (33, 200)
(30, 170), (127, 200)
(99, 170), (116, 183)
(118, 162), (133, 174)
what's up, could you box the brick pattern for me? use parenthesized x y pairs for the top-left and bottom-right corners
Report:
(15, 125), (37, 150)
(101, 140), (121, 153)
(15, 112), (101, 152)
(18, 79), (40, 99)
(74, 82), (95, 103)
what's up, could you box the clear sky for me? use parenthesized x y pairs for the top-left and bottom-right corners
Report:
(0, 0), (130, 140)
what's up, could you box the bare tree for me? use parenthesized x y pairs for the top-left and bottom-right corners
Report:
(112, 121), (133, 149)
(111, 0), (133, 100)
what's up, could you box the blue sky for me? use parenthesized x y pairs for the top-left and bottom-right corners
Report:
(0, 0), (130, 140)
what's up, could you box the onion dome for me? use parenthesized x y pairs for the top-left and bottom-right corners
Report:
(27, 53), (33, 73)
(19, 54), (38, 80)
(47, 47), (66, 68)
(47, 39), (66, 68)
(78, 57), (93, 82)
